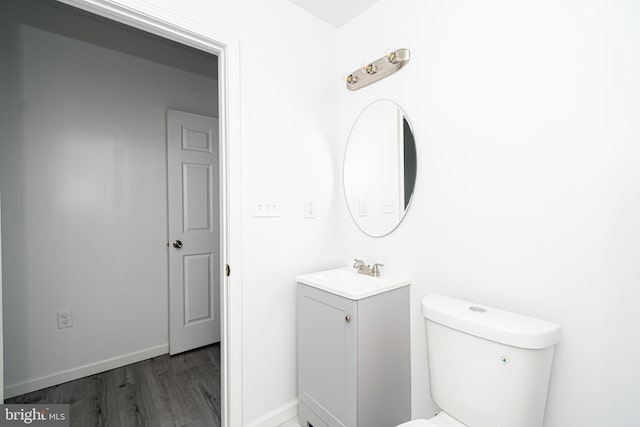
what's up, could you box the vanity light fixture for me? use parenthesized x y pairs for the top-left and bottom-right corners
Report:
(345, 48), (410, 91)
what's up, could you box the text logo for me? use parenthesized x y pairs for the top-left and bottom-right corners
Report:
(0, 405), (69, 427)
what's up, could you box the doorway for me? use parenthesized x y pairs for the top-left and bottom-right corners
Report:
(0, 0), (240, 424)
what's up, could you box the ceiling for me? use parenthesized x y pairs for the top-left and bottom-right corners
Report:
(287, 0), (381, 27)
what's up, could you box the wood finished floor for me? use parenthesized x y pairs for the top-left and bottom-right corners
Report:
(5, 344), (221, 427)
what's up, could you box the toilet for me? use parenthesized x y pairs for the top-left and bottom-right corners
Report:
(399, 294), (561, 427)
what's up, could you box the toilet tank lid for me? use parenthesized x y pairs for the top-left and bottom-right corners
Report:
(421, 294), (561, 349)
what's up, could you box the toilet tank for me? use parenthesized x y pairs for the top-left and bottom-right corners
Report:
(422, 294), (561, 427)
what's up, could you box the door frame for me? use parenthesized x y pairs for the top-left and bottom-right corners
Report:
(54, 1), (243, 425)
(0, 193), (4, 403)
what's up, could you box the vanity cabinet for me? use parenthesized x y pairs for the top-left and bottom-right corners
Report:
(296, 270), (411, 427)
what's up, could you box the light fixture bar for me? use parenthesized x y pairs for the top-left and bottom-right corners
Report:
(345, 48), (410, 91)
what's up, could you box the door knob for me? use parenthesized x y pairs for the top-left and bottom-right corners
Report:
(172, 240), (183, 249)
(345, 315), (351, 323)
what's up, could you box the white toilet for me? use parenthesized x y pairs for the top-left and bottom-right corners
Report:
(399, 294), (561, 427)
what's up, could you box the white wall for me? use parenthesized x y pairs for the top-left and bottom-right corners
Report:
(337, 0), (640, 426)
(1, 0), (341, 423)
(0, 0), (218, 396)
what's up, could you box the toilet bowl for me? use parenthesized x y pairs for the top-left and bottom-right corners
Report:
(398, 294), (561, 427)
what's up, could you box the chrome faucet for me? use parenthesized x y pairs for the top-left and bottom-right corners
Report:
(353, 259), (384, 277)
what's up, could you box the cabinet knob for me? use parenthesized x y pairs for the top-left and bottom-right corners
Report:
(345, 315), (351, 323)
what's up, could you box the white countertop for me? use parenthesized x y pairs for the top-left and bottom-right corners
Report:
(295, 267), (411, 300)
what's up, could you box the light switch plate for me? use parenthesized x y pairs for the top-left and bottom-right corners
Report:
(253, 197), (280, 217)
(382, 200), (396, 214)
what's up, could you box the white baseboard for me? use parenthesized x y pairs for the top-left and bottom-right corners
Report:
(245, 398), (299, 427)
(4, 343), (169, 398)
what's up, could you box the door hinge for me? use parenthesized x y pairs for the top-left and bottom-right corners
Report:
(225, 264), (231, 277)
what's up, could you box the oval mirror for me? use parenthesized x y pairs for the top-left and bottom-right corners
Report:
(344, 100), (417, 237)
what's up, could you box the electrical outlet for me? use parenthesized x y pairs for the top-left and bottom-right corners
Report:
(304, 199), (317, 218)
(57, 309), (73, 329)
(359, 200), (368, 217)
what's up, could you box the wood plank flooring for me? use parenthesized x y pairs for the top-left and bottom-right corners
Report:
(5, 344), (221, 427)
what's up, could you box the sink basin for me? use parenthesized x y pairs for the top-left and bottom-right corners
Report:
(295, 267), (410, 300)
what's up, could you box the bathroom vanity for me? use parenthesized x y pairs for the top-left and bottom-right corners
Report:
(296, 268), (411, 427)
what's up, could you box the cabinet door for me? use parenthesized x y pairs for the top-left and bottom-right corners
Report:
(298, 285), (358, 427)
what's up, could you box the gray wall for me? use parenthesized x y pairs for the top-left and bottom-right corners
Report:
(0, 0), (218, 395)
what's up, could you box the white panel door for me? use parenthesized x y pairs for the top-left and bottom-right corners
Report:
(167, 110), (220, 355)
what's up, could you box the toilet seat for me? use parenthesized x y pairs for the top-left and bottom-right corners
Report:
(396, 412), (467, 427)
